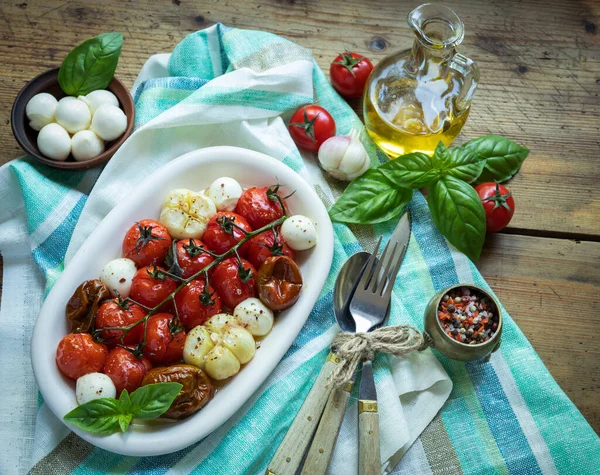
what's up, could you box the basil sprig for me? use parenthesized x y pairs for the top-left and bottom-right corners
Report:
(58, 32), (123, 96)
(63, 382), (182, 435)
(329, 135), (529, 261)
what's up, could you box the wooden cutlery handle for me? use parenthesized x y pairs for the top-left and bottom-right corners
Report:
(358, 400), (380, 475)
(300, 381), (353, 475)
(266, 352), (341, 475)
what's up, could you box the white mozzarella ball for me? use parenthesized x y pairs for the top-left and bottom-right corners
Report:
(76, 373), (116, 405)
(79, 90), (119, 115)
(207, 177), (243, 211)
(26, 93), (57, 131)
(37, 123), (71, 161)
(91, 104), (127, 141)
(55, 96), (91, 134)
(71, 130), (105, 162)
(221, 325), (256, 364)
(100, 258), (137, 297)
(204, 345), (241, 380)
(183, 326), (215, 370)
(280, 215), (317, 251)
(233, 298), (274, 337)
(159, 188), (216, 239)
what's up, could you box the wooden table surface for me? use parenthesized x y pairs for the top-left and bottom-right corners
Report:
(0, 0), (598, 433)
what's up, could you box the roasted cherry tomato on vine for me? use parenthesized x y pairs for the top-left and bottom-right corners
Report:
(56, 333), (108, 380)
(212, 257), (257, 309)
(257, 256), (303, 311)
(163, 330), (187, 365)
(330, 51), (374, 99)
(122, 219), (172, 267)
(203, 212), (253, 256)
(246, 228), (294, 270)
(474, 182), (515, 233)
(174, 279), (223, 329)
(174, 238), (215, 279)
(95, 300), (146, 345)
(142, 313), (181, 365)
(103, 346), (152, 394)
(288, 105), (336, 153)
(235, 186), (288, 230)
(130, 266), (177, 310)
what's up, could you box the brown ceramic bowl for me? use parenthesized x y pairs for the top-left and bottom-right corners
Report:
(424, 284), (503, 361)
(11, 68), (134, 170)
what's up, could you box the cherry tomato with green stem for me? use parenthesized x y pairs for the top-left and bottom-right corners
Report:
(122, 219), (172, 267)
(330, 51), (374, 98)
(288, 105), (336, 153)
(95, 299), (146, 345)
(235, 185), (289, 230)
(103, 346), (152, 394)
(212, 257), (257, 310)
(474, 182), (515, 233)
(130, 266), (177, 310)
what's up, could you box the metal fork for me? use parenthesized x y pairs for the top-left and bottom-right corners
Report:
(349, 230), (408, 475)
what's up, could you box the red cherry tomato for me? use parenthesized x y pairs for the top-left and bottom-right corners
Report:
(246, 228), (294, 270)
(235, 186), (288, 230)
(288, 105), (336, 153)
(175, 238), (215, 279)
(163, 330), (186, 365)
(56, 333), (108, 380)
(122, 219), (172, 267)
(474, 182), (515, 233)
(104, 346), (152, 394)
(212, 257), (257, 309)
(203, 212), (252, 256)
(95, 300), (146, 345)
(130, 266), (177, 310)
(174, 279), (223, 330)
(142, 313), (179, 365)
(330, 51), (374, 98)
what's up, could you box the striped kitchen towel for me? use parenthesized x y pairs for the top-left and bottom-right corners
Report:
(0, 23), (598, 475)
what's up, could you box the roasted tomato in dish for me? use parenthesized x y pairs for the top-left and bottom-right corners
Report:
(203, 212), (252, 256)
(235, 186), (288, 230)
(257, 256), (303, 311)
(288, 104), (336, 153)
(56, 333), (108, 380)
(130, 266), (177, 310)
(330, 51), (374, 99)
(103, 346), (152, 394)
(122, 219), (172, 268)
(174, 279), (223, 329)
(174, 238), (215, 279)
(141, 364), (214, 420)
(95, 300), (146, 345)
(212, 257), (257, 309)
(163, 330), (187, 365)
(142, 313), (181, 365)
(246, 228), (294, 270)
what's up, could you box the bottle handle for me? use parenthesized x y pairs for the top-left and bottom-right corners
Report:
(449, 53), (480, 111)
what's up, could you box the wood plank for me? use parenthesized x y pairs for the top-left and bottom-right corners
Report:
(476, 233), (600, 432)
(0, 0), (599, 237)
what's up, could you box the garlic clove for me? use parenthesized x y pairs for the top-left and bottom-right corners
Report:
(221, 325), (256, 364)
(317, 130), (370, 182)
(183, 325), (215, 370)
(204, 345), (241, 380)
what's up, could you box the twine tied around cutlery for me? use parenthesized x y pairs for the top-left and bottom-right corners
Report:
(328, 325), (433, 388)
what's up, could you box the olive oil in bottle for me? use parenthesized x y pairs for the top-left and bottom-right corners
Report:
(364, 4), (479, 157)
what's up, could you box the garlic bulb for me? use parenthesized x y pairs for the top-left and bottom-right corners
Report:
(317, 129), (370, 181)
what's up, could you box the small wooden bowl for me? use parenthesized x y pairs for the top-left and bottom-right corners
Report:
(424, 284), (503, 361)
(11, 68), (135, 170)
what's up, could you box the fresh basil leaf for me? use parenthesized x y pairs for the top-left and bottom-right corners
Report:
(129, 382), (183, 420)
(462, 135), (529, 184)
(378, 152), (442, 189)
(436, 142), (485, 184)
(58, 32), (123, 96)
(63, 398), (122, 435)
(119, 389), (132, 414)
(328, 168), (412, 224)
(118, 413), (133, 433)
(427, 175), (486, 262)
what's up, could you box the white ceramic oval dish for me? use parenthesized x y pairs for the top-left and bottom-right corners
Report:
(31, 146), (334, 456)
